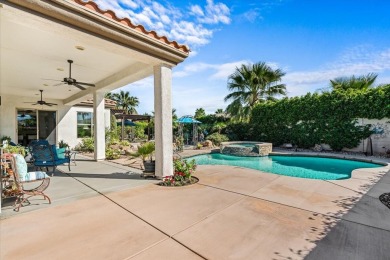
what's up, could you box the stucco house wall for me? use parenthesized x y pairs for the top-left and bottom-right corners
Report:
(58, 106), (111, 149)
(0, 94), (111, 148)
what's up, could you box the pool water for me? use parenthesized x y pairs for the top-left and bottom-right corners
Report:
(190, 153), (382, 180)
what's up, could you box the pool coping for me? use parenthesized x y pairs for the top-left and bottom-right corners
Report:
(270, 152), (390, 166)
(182, 149), (390, 167)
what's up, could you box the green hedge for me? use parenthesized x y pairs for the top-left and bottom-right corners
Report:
(250, 85), (390, 150)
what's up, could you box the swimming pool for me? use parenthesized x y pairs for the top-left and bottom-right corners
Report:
(190, 153), (383, 180)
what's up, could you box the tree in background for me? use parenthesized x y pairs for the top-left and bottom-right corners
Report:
(329, 73), (377, 92)
(194, 108), (206, 119)
(212, 122), (227, 134)
(106, 90), (139, 114)
(105, 92), (115, 100)
(224, 62), (286, 121)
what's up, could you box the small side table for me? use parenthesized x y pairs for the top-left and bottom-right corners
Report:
(66, 151), (78, 166)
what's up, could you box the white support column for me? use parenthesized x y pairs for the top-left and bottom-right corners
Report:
(93, 91), (105, 161)
(154, 64), (173, 178)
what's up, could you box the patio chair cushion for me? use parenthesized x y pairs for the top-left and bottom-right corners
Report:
(19, 171), (50, 182)
(13, 154), (50, 182)
(56, 147), (66, 159)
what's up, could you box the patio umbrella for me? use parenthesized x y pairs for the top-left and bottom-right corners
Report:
(177, 116), (201, 124)
(176, 116), (202, 146)
(117, 119), (137, 126)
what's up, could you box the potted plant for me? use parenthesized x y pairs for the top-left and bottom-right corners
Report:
(131, 141), (155, 172)
(58, 140), (69, 149)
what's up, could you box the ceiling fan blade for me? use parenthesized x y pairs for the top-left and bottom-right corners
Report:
(45, 103), (57, 106)
(54, 82), (65, 86)
(23, 102), (37, 104)
(74, 83), (86, 90)
(75, 81), (95, 87)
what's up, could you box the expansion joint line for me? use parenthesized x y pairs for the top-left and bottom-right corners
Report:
(62, 171), (207, 260)
(195, 182), (390, 232)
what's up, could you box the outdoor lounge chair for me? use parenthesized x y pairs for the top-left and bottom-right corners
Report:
(30, 143), (70, 175)
(10, 153), (51, 211)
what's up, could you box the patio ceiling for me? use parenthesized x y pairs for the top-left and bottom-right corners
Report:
(0, 0), (187, 105)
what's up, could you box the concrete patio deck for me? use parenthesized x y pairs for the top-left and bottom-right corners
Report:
(1, 153), (389, 259)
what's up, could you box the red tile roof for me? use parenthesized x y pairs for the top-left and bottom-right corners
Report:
(76, 98), (116, 108)
(73, 0), (190, 54)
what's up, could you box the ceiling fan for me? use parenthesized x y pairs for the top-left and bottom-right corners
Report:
(54, 60), (95, 90)
(24, 90), (57, 106)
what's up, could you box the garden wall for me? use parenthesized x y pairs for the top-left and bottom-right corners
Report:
(339, 118), (390, 155)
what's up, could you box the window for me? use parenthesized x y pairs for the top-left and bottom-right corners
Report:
(77, 112), (93, 138)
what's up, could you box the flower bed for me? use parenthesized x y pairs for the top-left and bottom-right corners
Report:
(158, 158), (198, 186)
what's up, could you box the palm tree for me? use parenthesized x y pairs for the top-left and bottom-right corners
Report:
(105, 92), (115, 100)
(212, 122), (227, 134)
(329, 73), (377, 92)
(224, 62), (286, 121)
(112, 90), (139, 114)
(194, 108), (206, 119)
(215, 109), (224, 114)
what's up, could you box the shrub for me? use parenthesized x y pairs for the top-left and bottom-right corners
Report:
(225, 122), (252, 141)
(119, 140), (130, 146)
(105, 128), (119, 145)
(250, 85), (389, 150)
(134, 122), (149, 139)
(206, 133), (229, 146)
(105, 147), (121, 160)
(74, 137), (94, 152)
(160, 158), (197, 186)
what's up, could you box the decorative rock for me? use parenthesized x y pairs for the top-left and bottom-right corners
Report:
(313, 144), (323, 152)
(257, 143), (273, 156)
(203, 140), (213, 148)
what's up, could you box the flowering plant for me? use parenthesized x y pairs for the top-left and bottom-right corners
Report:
(160, 158), (197, 186)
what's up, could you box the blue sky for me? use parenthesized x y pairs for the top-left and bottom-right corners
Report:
(95, 0), (390, 116)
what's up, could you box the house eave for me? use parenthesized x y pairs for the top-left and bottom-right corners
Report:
(4, 0), (189, 66)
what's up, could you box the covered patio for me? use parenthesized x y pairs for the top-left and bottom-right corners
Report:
(0, 0), (189, 178)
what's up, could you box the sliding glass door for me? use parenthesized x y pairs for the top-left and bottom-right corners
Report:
(17, 109), (56, 146)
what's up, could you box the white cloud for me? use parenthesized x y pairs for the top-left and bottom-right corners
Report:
(94, 0), (231, 49)
(190, 0), (231, 24)
(284, 46), (390, 88)
(170, 21), (213, 46)
(211, 60), (252, 79)
(173, 60), (251, 78)
(242, 9), (262, 23)
(118, 0), (139, 9)
(282, 46), (390, 96)
(190, 5), (204, 16)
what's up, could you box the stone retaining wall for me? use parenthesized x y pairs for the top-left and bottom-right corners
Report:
(220, 142), (272, 157)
